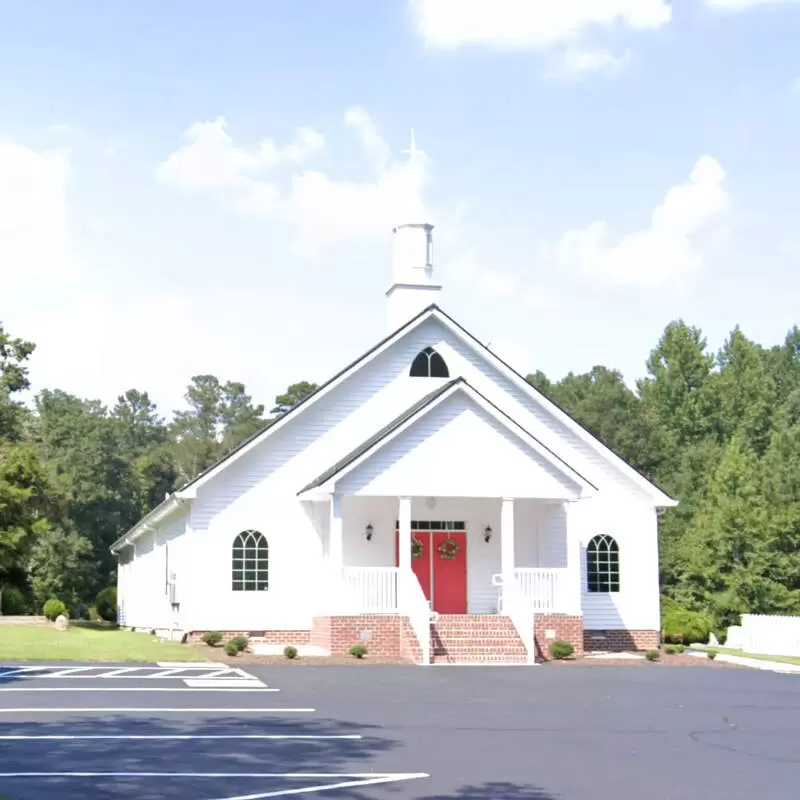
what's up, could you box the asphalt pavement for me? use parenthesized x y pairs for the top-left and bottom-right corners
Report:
(0, 660), (799, 798)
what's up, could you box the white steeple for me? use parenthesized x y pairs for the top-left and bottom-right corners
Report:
(386, 130), (441, 332)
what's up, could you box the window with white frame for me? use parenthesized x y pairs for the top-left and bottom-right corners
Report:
(586, 534), (619, 593)
(410, 346), (449, 378)
(232, 530), (269, 591)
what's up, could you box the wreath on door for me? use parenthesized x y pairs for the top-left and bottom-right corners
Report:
(411, 537), (424, 560)
(437, 537), (460, 560)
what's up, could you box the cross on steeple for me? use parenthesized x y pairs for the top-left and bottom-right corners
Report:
(402, 129), (426, 161)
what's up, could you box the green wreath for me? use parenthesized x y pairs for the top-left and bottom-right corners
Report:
(411, 537), (424, 560)
(437, 538), (460, 560)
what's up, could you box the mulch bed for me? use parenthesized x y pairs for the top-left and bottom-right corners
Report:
(549, 652), (735, 668)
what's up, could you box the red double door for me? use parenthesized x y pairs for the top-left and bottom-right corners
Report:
(396, 531), (468, 614)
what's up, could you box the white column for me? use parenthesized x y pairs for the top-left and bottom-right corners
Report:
(564, 501), (583, 616)
(501, 497), (515, 581)
(398, 496), (412, 572)
(329, 494), (343, 572)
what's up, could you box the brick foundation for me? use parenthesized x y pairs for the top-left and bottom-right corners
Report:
(534, 615), (584, 661)
(188, 630), (310, 646)
(312, 615), (419, 661)
(584, 629), (660, 652)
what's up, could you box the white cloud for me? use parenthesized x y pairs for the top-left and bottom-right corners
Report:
(708, 0), (800, 8)
(547, 47), (631, 78)
(157, 108), (430, 251)
(411, 0), (671, 50)
(155, 117), (325, 190)
(0, 139), (74, 288)
(557, 156), (730, 288)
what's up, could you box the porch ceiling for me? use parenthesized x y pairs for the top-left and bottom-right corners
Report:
(297, 379), (596, 500)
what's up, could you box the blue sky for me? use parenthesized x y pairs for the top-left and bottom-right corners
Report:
(2, 0), (800, 415)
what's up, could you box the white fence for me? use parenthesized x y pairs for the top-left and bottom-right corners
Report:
(727, 614), (800, 658)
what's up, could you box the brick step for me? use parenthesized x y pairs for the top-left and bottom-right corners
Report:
(433, 646), (528, 654)
(433, 625), (518, 634)
(432, 654), (529, 664)
(432, 635), (523, 645)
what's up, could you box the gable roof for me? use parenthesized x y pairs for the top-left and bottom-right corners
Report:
(298, 377), (597, 497)
(112, 302), (676, 553)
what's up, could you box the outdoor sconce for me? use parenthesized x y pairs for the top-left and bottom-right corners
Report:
(364, 523), (374, 542)
(483, 525), (492, 543)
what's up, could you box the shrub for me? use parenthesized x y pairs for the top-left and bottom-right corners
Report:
(549, 641), (575, 660)
(675, 644), (686, 653)
(224, 641), (239, 657)
(714, 629), (728, 646)
(662, 608), (712, 646)
(707, 651), (717, 660)
(645, 649), (660, 662)
(0, 585), (27, 615)
(229, 635), (249, 653)
(43, 598), (67, 621)
(95, 587), (117, 623)
(665, 646), (677, 655)
(284, 645), (298, 660)
(349, 645), (367, 659)
(202, 631), (223, 647)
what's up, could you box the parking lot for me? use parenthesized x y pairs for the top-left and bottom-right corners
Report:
(1, 662), (799, 798)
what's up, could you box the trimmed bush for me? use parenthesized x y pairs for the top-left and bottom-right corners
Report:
(707, 651), (717, 660)
(662, 607), (712, 646)
(665, 645), (677, 655)
(674, 644), (686, 653)
(224, 641), (239, 656)
(43, 598), (67, 621)
(714, 629), (728, 646)
(229, 636), (249, 653)
(95, 587), (117, 623)
(284, 645), (298, 660)
(549, 640), (575, 660)
(0, 585), (27, 615)
(349, 645), (367, 659)
(645, 649), (660, 662)
(202, 631), (223, 647)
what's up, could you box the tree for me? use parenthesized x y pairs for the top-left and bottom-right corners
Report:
(0, 321), (35, 441)
(271, 381), (318, 417)
(28, 526), (97, 611)
(220, 381), (265, 450)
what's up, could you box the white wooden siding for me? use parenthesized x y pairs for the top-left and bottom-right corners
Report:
(336, 393), (582, 499)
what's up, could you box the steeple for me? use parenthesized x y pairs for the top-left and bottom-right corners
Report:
(386, 130), (441, 332)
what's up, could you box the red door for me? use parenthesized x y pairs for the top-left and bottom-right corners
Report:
(396, 530), (467, 614)
(432, 532), (467, 614)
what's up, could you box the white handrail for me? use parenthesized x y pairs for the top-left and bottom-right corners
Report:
(493, 573), (536, 664)
(400, 571), (431, 665)
(513, 568), (566, 613)
(341, 567), (399, 613)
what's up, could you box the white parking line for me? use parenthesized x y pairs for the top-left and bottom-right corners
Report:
(0, 707), (315, 714)
(0, 734), (362, 741)
(0, 687), (278, 692)
(183, 679), (266, 689)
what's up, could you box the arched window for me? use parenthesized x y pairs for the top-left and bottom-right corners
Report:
(410, 346), (449, 378)
(586, 534), (619, 593)
(232, 530), (269, 592)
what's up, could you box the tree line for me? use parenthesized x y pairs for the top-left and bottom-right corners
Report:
(2, 317), (799, 630)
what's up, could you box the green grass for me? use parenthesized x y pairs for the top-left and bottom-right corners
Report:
(0, 623), (209, 663)
(694, 645), (800, 667)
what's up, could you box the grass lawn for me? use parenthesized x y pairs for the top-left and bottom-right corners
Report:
(0, 623), (210, 663)
(695, 645), (800, 667)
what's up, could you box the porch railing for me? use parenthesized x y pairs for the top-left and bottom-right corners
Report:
(493, 573), (535, 664)
(340, 567), (399, 614)
(514, 568), (567, 613)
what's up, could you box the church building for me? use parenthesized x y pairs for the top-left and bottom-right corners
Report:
(111, 199), (676, 664)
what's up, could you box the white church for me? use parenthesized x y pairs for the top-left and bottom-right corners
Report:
(112, 154), (676, 664)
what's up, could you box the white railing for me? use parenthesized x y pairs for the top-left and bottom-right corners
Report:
(514, 568), (567, 613)
(340, 567), (399, 614)
(493, 573), (535, 664)
(400, 571), (431, 665)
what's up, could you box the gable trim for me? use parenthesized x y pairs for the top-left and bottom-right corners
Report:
(297, 378), (597, 498)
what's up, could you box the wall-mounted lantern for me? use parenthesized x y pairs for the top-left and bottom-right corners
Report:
(483, 525), (492, 543)
(365, 523), (374, 542)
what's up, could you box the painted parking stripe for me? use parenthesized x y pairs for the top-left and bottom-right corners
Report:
(206, 774), (429, 800)
(0, 665), (256, 680)
(183, 679), (266, 689)
(0, 687), (278, 692)
(0, 707), (315, 714)
(0, 734), (362, 741)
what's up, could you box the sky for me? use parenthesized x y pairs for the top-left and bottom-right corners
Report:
(2, 0), (800, 417)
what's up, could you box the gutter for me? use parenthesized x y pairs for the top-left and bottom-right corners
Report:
(109, 491), (192, 554)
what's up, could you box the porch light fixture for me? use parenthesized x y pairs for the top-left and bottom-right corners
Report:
(483, 525), (492, 543)
(364, 523), (374, 542)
